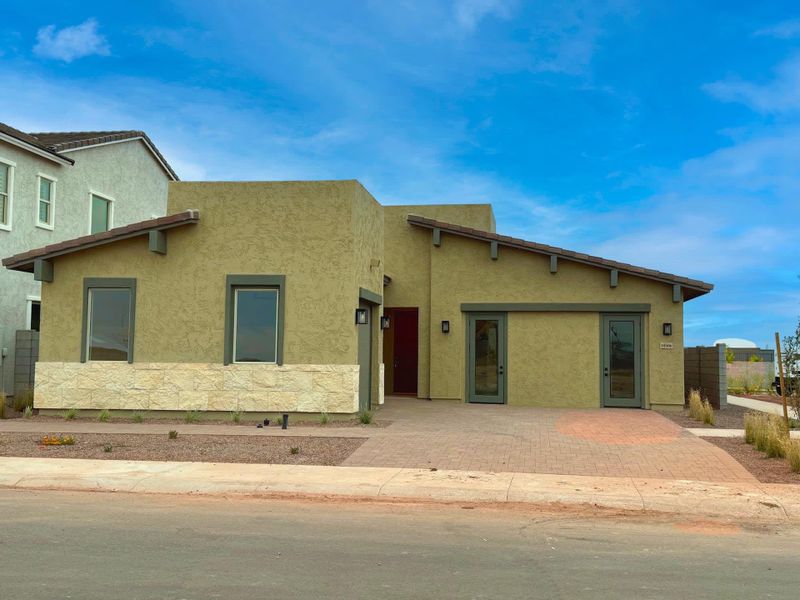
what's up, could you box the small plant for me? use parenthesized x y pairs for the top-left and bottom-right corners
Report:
(184, 410), (201, 423)
(103, 444), (113, 453)
(725, 349), (735, 364)
(13, 388), (34, 412)
(64, 408), (78, 420)
(748, 354), (763, 363)
(785, 439), (800, 473)
(687, 389), (715, 425)
(319, 412), (329, 425)
(290, 446), (300, 455)
(22, 405), (33, 419)
(744, 412), (763, 445)
(0, 392), (5, 420)
(230, 410), (243, 424)
(132, 412), (144, 423)
(168, 430), (178, 439)
(358, 410), (373, 425)
(40, 434), (75, 446)
(765, 417), (790, 459)
(98, 408), (111, 423)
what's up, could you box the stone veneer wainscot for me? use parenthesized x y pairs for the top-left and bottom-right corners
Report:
(34, 362), (364, 413)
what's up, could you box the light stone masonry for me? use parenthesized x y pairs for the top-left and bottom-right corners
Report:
(34, 362), (361, 413)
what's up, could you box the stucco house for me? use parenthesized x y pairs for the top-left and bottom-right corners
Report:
(2, 180), (713, 416)
(0, 123), (177, 399)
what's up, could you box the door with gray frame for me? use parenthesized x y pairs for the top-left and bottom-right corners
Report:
(601, 314), (644, 408)
(466, 313), (506, 404)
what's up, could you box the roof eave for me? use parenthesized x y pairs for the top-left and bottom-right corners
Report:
(57, 134), (179, 181)
(407, 215), (714, 301)
(0, 131), (74, 166)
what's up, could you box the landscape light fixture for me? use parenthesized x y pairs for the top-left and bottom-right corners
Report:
(441, 320), (450, 334)
(663, 322), (672, 336)
(355, 308), (369, 325)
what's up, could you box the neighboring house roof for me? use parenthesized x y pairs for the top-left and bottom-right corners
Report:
(27, 129), (180, 181)
(0, 122), (74, 166)
(407, 214), (713, 300)
(0, 122), (179, 180)
(2, 210), (200, 272)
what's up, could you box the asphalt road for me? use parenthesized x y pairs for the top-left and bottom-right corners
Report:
(1, 489), (798, 599)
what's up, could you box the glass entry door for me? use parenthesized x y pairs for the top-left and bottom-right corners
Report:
(467, 313), (506, 404)
(601, 314), (643, 408)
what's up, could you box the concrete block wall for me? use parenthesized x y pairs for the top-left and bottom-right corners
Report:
(34, 362), (360, 414)
(684, 344), (727, 409)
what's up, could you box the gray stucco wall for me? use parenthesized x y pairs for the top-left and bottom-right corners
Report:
(0, 138), (171, 395)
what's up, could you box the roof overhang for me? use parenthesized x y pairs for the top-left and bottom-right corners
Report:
(2, 210), (200, 273)
(407, 214), (713, 301)
(0, 131), (74, 166)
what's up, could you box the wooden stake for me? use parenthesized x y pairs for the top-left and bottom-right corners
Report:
(775, 331), (789, 423)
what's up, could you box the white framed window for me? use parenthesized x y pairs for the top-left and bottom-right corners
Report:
(0, 157), (15, 231)
(89, 190), (114, 234)
(26, 295), (41, 331)
(232, 287), (280, 363)
(36, 173), (56, 230)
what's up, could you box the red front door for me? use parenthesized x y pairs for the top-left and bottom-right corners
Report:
(392, 308), (418, 394)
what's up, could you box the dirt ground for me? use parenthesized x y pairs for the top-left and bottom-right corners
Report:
(0, 433), (365, 466)
(29, 414), (391, 428)
(659, 405), (751, 429)
(706, 437), (800, 484)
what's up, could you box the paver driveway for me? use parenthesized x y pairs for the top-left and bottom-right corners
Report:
(343, 397), (755, 483)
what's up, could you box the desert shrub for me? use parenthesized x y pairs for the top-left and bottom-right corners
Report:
(168, 430), (178, 439)
(290, 446), (300, 455)
(98, 409), (111, 422)
(0, 394), (5, 420)
(13, 388), (34, 412)
(744, 412), (764, 445)
(319, 412), (329, 425)
(103, 444), (113, 453)
(132, 412), (144, 423)
(40, 434), (74, 446)
(230, 410), (243, 424)
(785, 439), (800, 473)
(64, 408), (78, 420)
(687, 389), (715, 425)
(22, 406), (33, 419)
(748, 413), (789, 458)
(358, 410), (373, 425)
(184, 410), (201, 423)
(725, 349), (735, 364)
(748, 354), (763, 363)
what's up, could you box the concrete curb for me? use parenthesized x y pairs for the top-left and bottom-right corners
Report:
(1, 457), (798, 522)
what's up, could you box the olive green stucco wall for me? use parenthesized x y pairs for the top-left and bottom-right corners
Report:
(382, 204), (495, 398)
(40, 181), (383, 370)
(427, 234), (684, 408)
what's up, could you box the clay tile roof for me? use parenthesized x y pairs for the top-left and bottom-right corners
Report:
(407, 214), (713, 300)
(0, 122), (74, 164)
(26, 129), (179, 180)
(2, 210), (200, 272)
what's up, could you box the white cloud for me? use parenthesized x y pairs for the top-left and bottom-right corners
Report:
(704, 54), (800, 113)
(755, 19), (800, 39)
(33, 19), (110, 63)
(453, 0), (513, 32)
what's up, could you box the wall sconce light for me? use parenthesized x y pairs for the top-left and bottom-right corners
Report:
(355, 308), (369, 325)
(663, 322), (672, 336)
(441, 320), (450, 334)
(380, 316), (391, 330)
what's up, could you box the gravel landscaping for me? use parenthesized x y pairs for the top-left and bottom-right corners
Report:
(0, 433), (365, 466)
(706, 437), (800, 485)
(658, 404), (751, 429)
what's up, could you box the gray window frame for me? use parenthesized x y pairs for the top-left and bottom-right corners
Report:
(81, 278), (137, 363)
(224, 275), (285, 366)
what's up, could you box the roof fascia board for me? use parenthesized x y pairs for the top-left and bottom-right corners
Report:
(5, 217), (197, 272)
(0, 132), (73, 166)
(409, 218), (710, 295)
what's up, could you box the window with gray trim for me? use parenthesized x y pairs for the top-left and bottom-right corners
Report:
(224, 275), (285, 365)
(82, 278), (136, 363)
(233, 288), (279, 362)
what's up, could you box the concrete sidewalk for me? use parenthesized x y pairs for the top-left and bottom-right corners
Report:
(1, 456), (798, 523)
(688, 428), (800, 438)
(728, 394), (794, 417)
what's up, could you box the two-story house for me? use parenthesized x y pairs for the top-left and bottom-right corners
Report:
(0, 122), (177, 401)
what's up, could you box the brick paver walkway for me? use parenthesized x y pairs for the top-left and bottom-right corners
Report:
(341, 398), (756, 483)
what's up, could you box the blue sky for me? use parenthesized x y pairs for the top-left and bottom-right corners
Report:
(2, 1), (798, 347)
